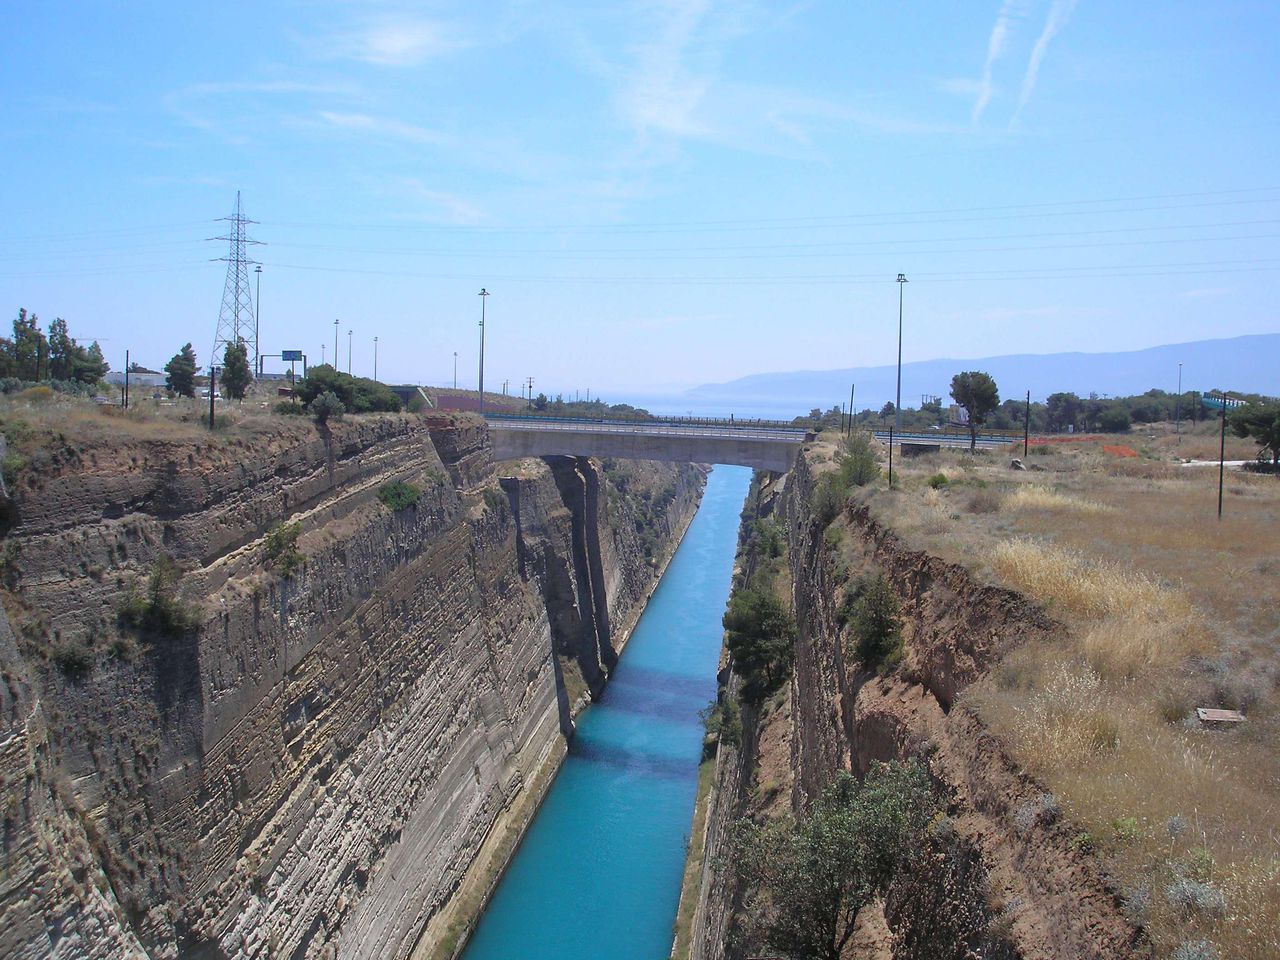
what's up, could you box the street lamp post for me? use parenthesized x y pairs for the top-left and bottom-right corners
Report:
(895, 273), (908, 434)
(453, 351), (458, 390)
(333, 319), (339, 368)
(347, 329), (352, 376)
(373, 337), (378, 381)
(254, 265), (262, 374)
(478, 289), (489, 414)
(321, 343), (326, 365)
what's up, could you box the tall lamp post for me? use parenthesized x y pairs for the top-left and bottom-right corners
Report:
(478, 288), (489, 414)
(347, 329), (353, 375)
(373, 336), (379, 381)
(895, 273), (908, 434)
(321, 343), (326, 365)
(333, 319), (339, 368)
(453, 351), (458, 390)
(254, 265), (262, 374)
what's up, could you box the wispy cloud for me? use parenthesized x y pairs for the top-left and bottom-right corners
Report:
(1013, 0), (1079, 124)
(307, 16), (468, 67)
(972, 0), (1031, 124)
(616, 0), (716, 142)
(317, 111), (452, 146)
(386, 177), (485, 225)
(165, 80), (355, 141)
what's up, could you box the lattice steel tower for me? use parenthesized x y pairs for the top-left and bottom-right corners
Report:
(210, 191), (261, 368)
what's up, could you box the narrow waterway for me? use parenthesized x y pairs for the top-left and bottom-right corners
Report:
(460, 464), (752, 960)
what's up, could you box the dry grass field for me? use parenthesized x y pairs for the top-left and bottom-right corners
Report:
(863, 431), (1279, 960)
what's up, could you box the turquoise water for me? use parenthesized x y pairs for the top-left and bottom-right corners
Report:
(460, 465), (751, 960)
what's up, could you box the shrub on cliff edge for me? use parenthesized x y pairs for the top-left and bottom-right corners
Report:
(734, 761), (938, 960)
(310, 390), (345, 424)
(842, 573), (904, 675)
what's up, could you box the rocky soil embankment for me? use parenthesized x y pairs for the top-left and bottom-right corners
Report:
(690, 449), (1138, 960)
(0, 412), (702, 960)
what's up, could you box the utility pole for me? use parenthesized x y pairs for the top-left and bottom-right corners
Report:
(347, 329), (353, 376)
(848, 383), (855, 436)
(373, 336), (378, 381)
(453, 351), (457, 390)
(321, 343), (326, 365)
(124, 349), (130, 409)
(478, 289), (489, 415)
(208, 366), (217, 429)
(1024, 390), (1031, 457)
(1175, 362), (1183, 439)
(254, 264), (262, 373)
(333, 319), (339, 368)
(1218, 392), (1229, 520)
(895, 274), (908, 434)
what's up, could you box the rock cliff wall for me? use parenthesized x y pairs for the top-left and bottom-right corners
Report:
(0, 412), (702, 960)
(691, 450), (1137, 960)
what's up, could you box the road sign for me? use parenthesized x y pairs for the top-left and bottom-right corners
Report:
(282, 349), (303, 362)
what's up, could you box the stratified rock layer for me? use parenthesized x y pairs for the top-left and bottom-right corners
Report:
(0, 412), (702, 960)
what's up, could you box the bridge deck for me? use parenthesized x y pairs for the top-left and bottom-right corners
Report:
(485, 414), (809, 471)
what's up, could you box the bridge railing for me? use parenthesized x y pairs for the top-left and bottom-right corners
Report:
(484, 411), (809, 437)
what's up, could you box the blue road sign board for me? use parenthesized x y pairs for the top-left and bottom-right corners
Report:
(282, 350), (303, 362)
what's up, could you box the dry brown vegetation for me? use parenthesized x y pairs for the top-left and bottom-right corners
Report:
(863, 433), (1280, 960)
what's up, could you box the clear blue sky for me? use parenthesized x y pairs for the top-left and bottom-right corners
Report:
(2, 1), (1277, 396)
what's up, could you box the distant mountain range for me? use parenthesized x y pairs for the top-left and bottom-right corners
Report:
(682, 334), (1279, 415)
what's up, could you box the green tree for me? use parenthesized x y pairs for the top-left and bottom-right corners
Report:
(46, 317), (73, 380)
(12, 309), (47, 380)
(310, 390), (345, 424)
(1097, 404), (1131, 433)
(1230, 401), (1280, 465)
(950, 371), (1000, 450)
(220, 340), (252, 400)
(735, 762), (939, 960)
(297, 364), (401, 413)
(723, 587), (795, 702)
(1045, 392), (1081, 433)
(164, 343), (198, 397)
(843, 574), (904, 675)
(78, 341), (108, 383)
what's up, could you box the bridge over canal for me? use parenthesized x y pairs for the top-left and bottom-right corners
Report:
(486, 414), (811, 472)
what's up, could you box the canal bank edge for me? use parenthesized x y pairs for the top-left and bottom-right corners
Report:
(412, 459), (710, 960)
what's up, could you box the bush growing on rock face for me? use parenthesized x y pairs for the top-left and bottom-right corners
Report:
(841, 573), (904, 675)
(723, 587), (795, 702)
(734, 761), (939, 960)
(117, 556), (201, 640)
(263, 521), (303, 574)
(51, 639), (93, 681)
(378, 481), (422, 512)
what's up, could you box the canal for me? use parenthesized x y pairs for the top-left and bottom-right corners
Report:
(459, 464), (751, 960)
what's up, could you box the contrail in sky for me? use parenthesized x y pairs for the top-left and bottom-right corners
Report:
(1013, 0), (1080, 124)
